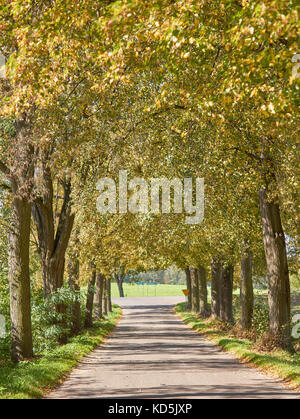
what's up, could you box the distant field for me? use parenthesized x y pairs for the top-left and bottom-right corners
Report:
(110, 284), (268, 299)
(111, 283), (187, 298)
(110, 283), (300, 311)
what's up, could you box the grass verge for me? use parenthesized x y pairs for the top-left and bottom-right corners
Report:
(175, 302), (300, 392)
(0, 304), (122, 399)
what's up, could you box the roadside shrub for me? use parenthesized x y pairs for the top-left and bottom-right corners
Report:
(232, 294), (241, 321)
(31, 286), (80, 353)
(254, 330), (288, 352)
(0, 268), (10, 361)
(229, 323), (256, 341)
(252, 304), (269, 339)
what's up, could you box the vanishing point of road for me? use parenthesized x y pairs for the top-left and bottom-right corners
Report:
(47, 296), (299, 399)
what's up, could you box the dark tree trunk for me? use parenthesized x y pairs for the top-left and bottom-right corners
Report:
(240, 247), (253, 330)
(4, 116), (34, 362)
(190, 267), (199, 313)
(84, 264), (96, 328)
(219, 264), (234, 324)
(197, 266), (210, 317)
(185, 267), (192, 310)
(94, 273), (104, 320)
(32, 166), (74, 343)
(211, 258), (221, 319)
(68, 257), (81, 336)
(114, 268), (126, 297)
(102, 277), (108, 316)
(9, 195), (33, 362)
(32, 163), (74, 298)
(107, 277), (112, 313)
(117, 279), (124, 297)
(259, 188), (291, 349)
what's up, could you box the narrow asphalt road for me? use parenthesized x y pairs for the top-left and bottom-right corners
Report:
(47, 297), (299, 399)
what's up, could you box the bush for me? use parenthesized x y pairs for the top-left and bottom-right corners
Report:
(31, 286), (81, 353)
(232, 294), (241, 321)
(0, 268), (10, 361)
(252, 304), (270, 339)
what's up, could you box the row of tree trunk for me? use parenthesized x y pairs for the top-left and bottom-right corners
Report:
(186, 251), (254, 329)
(210, 261), (234, 324)
(56, 255), (113, 343)
(186, 246), (280, 344)
(187, 266), (210, 317)
(84, 267), (112, 328)
(2, 124), (293, 360)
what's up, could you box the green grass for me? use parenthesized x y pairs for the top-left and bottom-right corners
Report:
(110, 283), (272, 300)
(111, 283), (188, 297)
(175, 302), (300, 391)
(110, 283), (270, 299)
(0, 305), (122, 399)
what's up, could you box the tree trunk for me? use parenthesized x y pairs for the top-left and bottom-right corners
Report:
(114, 268), (126, 297)
(32, 166), (74, 343)
(117, 278), (125, 297)
(189, 267), (199, 313)
(240, 247), (253, 329)
(102, 277), (108, 316)
(68, 257), (81, 336)
(211, 258), (221, 319)
(219, 264), (234, 324)
(32, 163), (74, 298)
(197, 266), (210, 317)
(185, 267), (192, 310)
(107, 277), (112, 313)
(94, 273), (104, 319)
(5, 115), (34, 362)
(84, 264), (96, 328)
(259, 188), (291, 349)
(9, 195), (33, 362)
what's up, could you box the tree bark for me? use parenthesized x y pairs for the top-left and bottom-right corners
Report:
(68, 257), (81, 336)
(185, 267), (192, 310)
(107, 277), (112, 313)
(259, 188), (291, 349)
(197, 266), (210, 317)
(84, 264), (96, 328)
(117, 278), (124, 297)
(211, 258), (221, 319)
(9, 195), (33, 362)
(4, 115), (34, 362)
(240, 247), (253, 329)
(219, 264), (234, 324)
(102, 277), (108, 316)
(94, 273), (104, 320)
(32, 162), (74, 298)
(189, 267), (199, 313)
(114, 268), (126, 297)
